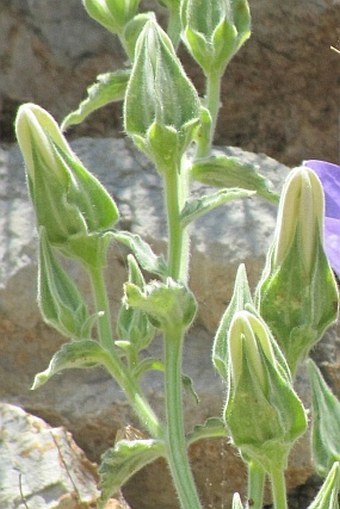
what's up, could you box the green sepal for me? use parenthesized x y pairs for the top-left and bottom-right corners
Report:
(186, 417), (226, 446)
(308, 360), (340, 477)
(111, 230), (168, 277)
(212, 264), (253, 380)
(61, 70), (130, 130)
(124, 278), (197, 331)
(232, 493), (244, 509)
(180, 188), (254, 228)
(98, 438), (165, 508)
(31, 339), (109, 390)
(190, 153), (279, 204)
(307, 462), (340, 509)
(38, 228), (91, 339)
(117, 255), (156, 352)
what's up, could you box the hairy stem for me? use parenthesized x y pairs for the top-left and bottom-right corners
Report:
(270, 466), (288, 509)
(164, 327), (203, 509)
(89, 265), (162, 438)
(248, 461), (265, 509)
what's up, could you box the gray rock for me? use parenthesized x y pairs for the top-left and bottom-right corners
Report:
(0, 402), (99, 509)
(0, 137), (338, 509)
(0, 1), (339, 165)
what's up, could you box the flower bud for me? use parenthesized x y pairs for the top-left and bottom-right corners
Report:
(83, 0), (139, 35)
(124, 19), (200, 173)
(256, 167), (339, 374)
(180, 0), (251, 76)
(224, 310), (307, 472)
(15, 103), (119, 267)
(124, 277), (197, 331)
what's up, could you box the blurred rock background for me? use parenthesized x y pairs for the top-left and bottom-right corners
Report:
(0, 1), (339, 508)
(0, 0), (339, 164)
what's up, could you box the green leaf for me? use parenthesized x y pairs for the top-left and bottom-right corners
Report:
(212, 264), (253, 380)
(190, 154), (279, 204)
(111, 230), (168, 277)
(32, 340), (109, 389)
(308, 360), (340, 477)
(186, 417), (226, 446)
(61, 70), (130, 130)
(180, 187), (254, 228)
(307, 461), (340, 509)
(133, 357), (164, 379)
(99, 438), (165, 507)
(182, 374), (200, 405)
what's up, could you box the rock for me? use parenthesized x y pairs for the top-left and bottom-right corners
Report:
(0, 137), (338, 508)
(1, 1), (339, 165)
(0, 402), (99, 509)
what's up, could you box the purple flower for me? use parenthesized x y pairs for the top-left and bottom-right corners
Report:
(303, 160), (340, 277)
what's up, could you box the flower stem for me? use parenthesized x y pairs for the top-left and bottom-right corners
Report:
(196, 71), (222, 158)
(164, 164), (189, 283)
(89, 264), (162, 438)
(270, 466), (288, 509)
(164, 326), (203, 509)
(247, 461), (265, 509)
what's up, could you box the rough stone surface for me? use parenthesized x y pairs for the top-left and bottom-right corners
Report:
(0, 137), (338, 509)
(0, 402), (99, 509)
(0, 1), (339, 165)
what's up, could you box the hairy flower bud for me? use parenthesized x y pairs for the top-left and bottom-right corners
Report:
(224, 310), (307, 472)
(124, 19), (200, 173)
(15, 103), (119, 267)
(180, 0), (251, 76)
(256, 167), (339, 374)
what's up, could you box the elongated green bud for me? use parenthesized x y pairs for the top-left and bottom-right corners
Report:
(224, 310), (307, 473)
(124, 19), (200, 173)
(15, 103), (119, 267)
(256, 167), (339, 374)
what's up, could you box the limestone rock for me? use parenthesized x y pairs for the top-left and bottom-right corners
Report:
(0, 137), (338, 509)
(0, 1), (339, 165)
(0, 402), (99, 509)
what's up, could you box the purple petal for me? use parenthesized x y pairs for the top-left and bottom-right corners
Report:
(303, 160), (340, 219)
(324, 217), (340, 278)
